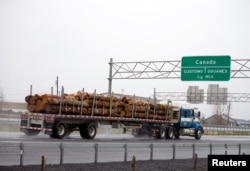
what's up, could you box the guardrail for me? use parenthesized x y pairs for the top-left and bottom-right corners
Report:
(203, 124), (250, 135)
(0, 141), (250, 166)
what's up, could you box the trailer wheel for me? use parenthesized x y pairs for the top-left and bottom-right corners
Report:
(86, 123), (97, 139)
(55, 122), (67, 139)
(80, 123), (87, 138)
(173, 126), (180, 139)
(23, 129), (40, 136)
(156, 128), (165, 139)
(49, 124), (59, 138)
(165, 126), (174, 139)
(195, 127), (202, 140)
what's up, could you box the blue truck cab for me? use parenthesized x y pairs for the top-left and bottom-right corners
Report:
(173, 106), (204, 139)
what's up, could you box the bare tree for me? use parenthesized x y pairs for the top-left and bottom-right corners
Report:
(211, 103), (232, 125)
(0, 85), (3, 113)
(200, 114), (206, 124)
(226, 102), (232, 126)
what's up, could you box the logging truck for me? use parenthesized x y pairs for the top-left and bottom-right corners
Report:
(20, 90), (204, 140)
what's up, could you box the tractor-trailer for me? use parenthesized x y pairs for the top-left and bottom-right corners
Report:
(20, 91), (204, 140)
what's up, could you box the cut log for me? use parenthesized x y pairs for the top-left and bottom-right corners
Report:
(25, 95), (32, 103)
(27, 104), (37, 113)
(24, 91), (171, 121)
(124, 104), (150, 113)
(45, 104), (89, 114)
(88, 100), (117, 108)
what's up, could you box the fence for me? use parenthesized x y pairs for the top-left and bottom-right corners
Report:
(0, 141), (250, 166)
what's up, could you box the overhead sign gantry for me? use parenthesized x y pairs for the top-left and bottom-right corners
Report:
(108, 57), (250, 102)
(108, 57), (249, 80)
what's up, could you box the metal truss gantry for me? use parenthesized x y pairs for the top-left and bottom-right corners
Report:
(109, 58), (250, 79)
(108, 58), (250, 102)
(154, 92), (250, 103)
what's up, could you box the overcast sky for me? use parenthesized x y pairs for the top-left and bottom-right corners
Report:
(0, 0), (250, 119)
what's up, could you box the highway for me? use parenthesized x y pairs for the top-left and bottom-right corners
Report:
(1, 132), (250, 143)
(1, 132), (250, 166)
(1, 117), (250, 166)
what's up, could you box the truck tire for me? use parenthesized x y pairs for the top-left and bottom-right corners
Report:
(50, 124), (59, 138)
(174, 132), (180, 139)
(55, 122), (67, 139)
(86, 123), (97, 139)
(173, 126), (180, 139)
(165, 126), (174, 139)
(195, 127), (202, 140)
(23, 129), (40, 136)
(80, 123), (88, 138)
(156, 128), (165, 139)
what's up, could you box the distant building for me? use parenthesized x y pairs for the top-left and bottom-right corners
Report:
(204, 114), (250, 128)
(235, 119), (250, 128)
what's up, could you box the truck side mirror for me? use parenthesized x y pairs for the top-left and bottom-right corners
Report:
(198, 112), (200, 118)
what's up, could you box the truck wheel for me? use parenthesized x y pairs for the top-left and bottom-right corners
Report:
(80, 123), (88, 138)
(156, 128), (165, 139)
(23, 129), (40, 136)
(86, 123), (97, 139)
(55, 122), (67, 139)
(173, 127), (180, 139)
(195, 128), (202, 140)
(50, 125), (59, 138)
(165, 127), (174, 139)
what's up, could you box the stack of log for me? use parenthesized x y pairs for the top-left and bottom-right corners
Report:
(24, 91), (173, 120)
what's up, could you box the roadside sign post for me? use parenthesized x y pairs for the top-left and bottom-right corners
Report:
(181, 56), (231, 81)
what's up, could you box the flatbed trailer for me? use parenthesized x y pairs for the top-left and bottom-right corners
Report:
(20, 111), (179, 139)
(20, 91), (203, 140)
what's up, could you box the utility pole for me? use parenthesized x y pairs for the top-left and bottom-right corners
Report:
(0, 83), (3, 113)
(30, 85), (32, 95)
(227, 103), (231, 126)
(56, 76), (59, 96)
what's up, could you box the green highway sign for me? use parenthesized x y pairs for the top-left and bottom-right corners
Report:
(181, 56), (231, 81)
